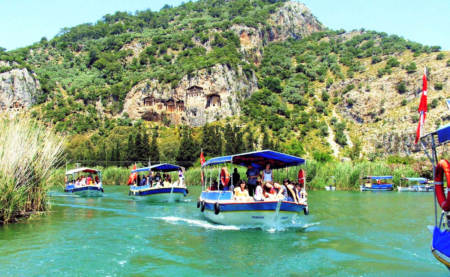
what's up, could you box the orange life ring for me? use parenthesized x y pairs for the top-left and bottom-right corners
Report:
(298, 169), (305, 185)
(220, 167), (230, 186)
(377, 179), (381, 184)
(435, 159), (450, 212)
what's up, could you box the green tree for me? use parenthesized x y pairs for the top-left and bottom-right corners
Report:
(149, 130), (160, 163)
(176, 127), (198, 168)
(135, 133), (143, 161)
(262, 128), (270, 150)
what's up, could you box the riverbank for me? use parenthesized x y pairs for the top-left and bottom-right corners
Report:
(0, 116), (65, 224)
(60, 159), (425, 191)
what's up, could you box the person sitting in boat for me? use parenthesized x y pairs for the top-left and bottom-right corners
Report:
(178, 169), (184, 186)
(283, 179), (297, 202)
(74, 177), (81, 187)
(273, 182), (288, 200)
(147, 173), (153, 187)
(295, 182), (307, 204)
(163, 175), (171, 187)
(140, 175), (147, 186)
(80, 176), (86, 186)
(154, 172), (162, 186)
(263, 182), (277, 199)
(254, 179), (266, 202)
(94, 176), (100, 185)
(246, 164), (260, 197)
(262, 163), (273, 183)
(234, 180), (252, 202)
(86, 174), (93, 186)
(137, 174), (141, 187)
(206, 180), (219, 191)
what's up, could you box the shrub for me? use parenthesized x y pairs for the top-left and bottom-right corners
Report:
(397, 82), (407, 93)
(406, 62), (417, 73)
(412, 114), (419, 123)
(437, 53), (445, 60)
(346, 98), (354, 105)
(431, 98), (439, 108)
(401, 99), (407, 106)
(447, 60), (450, 67)
(435, 83), (443, 90)
(313, 151), (332, 163)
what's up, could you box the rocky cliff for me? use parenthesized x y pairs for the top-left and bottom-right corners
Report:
(123, 1), (324, 125)
(0, 61), (40, 113)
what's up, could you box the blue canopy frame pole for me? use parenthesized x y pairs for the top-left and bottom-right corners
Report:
(432, 135), (438, 227)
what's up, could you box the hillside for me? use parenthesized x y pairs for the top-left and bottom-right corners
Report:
(0, 0), (448, 163)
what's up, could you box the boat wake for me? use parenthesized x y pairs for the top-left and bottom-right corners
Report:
(150, 216), (320, 232)
(150, 216), (241, 230)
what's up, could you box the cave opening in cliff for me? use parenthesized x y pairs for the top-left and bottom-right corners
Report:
(206, 94), (221, 108)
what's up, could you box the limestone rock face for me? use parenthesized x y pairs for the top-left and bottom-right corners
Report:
(0, 61), (40, 112)
(123, 1), (324, 126)
(123, 64), (257, 126)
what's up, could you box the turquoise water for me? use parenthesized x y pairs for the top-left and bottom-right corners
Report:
(0, 186), (447, 276)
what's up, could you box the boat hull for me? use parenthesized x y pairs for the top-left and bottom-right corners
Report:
(66, 186), (103, 197)
(397, 186), (416, 192)
(200, 200), (307, 226)
(418, 186), (434, 192)
(130, 186), (188, 202)
(360, 185), (393, 191)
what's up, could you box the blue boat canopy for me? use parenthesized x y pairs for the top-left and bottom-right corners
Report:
(402, 177), (428, 182)
(202, 156), (232, 168)
(437, 123), (450, 144)
(132, 163), (180, 173)
(202, 150), (305, 169)
(363, 176), (393, 180)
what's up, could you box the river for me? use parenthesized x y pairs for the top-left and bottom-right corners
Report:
(0, 186), (446, 276)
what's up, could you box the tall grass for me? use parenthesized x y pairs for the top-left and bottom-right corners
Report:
(183, 160), (418, 190)
(0, 116), (66, 224)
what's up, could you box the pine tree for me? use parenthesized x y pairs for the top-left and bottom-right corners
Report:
(245, 130), (255, 152)
(143, 131), (151, 160)
(224, 123), (236, 155)
(262, 129), (270, 150)
(114, 141), (121, 161)
(126, 134), (134, 161)
(135, 133), (142, 161)
(236, 131), (244, 153)
(176, 127), (199, 168)
(213, 126), (222, 156)
(269, 139), (274, 150)
(149, 130), (160, 163)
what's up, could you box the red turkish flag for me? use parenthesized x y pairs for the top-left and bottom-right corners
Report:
(200, 150), (205, 165)
(415, 69), (427, 144)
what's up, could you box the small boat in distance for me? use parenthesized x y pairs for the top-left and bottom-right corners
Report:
(398, 177), (428, 192)
(325, 185), (336, 191)
(129, 163), (188, 202)
(360, 176), (393, 191)
(65, 167), (104, 197)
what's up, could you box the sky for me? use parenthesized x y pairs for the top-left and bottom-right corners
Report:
(0, 0), (449, 51)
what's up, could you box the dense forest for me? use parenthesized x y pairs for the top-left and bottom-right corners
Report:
(0, 0), (447, 168)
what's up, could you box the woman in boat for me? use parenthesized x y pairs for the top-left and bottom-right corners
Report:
(140, 175), (147, 186)
(263, 182), (276, 200)
(262, 163), (273, 183)
(273, 182), (288, 200)
(295, 183), (307, 204)
(80, 176), (86, 186)
(234, 180), (252, 202)
(94, 176), (100, 185)
(283, 179), (297, 202)
(163, 175), (170, 187)
(254, 179), (266, 201)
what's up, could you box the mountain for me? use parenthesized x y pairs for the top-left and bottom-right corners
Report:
(0, 0), (448, 163)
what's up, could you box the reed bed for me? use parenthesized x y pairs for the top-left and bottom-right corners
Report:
(0, 116), (66, 224)
(183, 160), (418, 190)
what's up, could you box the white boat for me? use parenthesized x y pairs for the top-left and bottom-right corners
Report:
(418, 186), (434, 192)
(65, 167), (104, 197)
(398, 177), (429, 192)
(325, 185), (336, 191)
(198, 150), (308, 227)
(129, 164), (188, 202)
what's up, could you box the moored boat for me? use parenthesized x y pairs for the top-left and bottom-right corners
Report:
(398, 177), (428, 192)
(129, 163), (188, 202)
(360, 176), (393, 191)
(65, 167), (104, 197)
(325, 185), (336, 191)
(198, 150), (308, 227)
